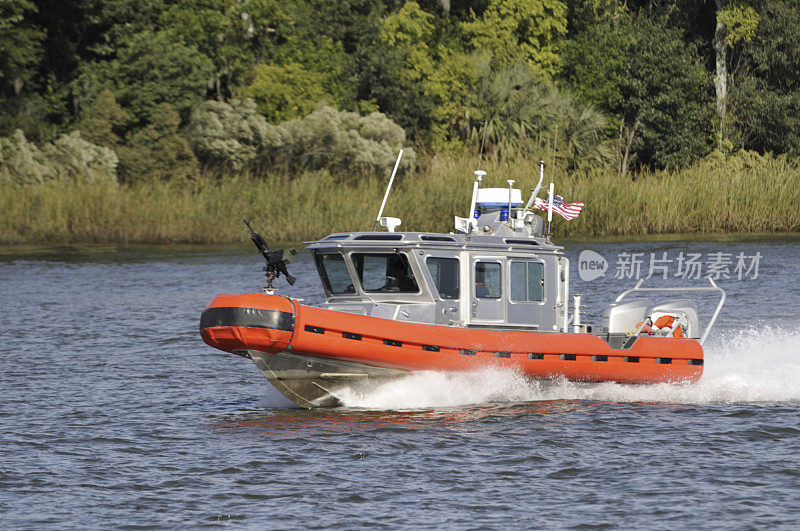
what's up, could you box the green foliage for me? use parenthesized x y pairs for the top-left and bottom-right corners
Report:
(239, 62), (335, 123)
(160, 0), (296, 98)
(380, 2), (435, 82)
(564, 13), (714, 170)
(372, 1), (442, 140)
(268, 105), (416, 175)
(44, 130), (120, 183)
(0, 129), (118, 185)
(459, 62), (613, 166)
(462, 0), (567, 78)
(186, 99), (277, 170)
(79, 30), (214, 125)
(718, 2), (759, 46)
(618, 18), (714, 169)
(0, 0), (44, 95)
(0, 129), (52, 184)
(0, 93), (51, 141)
(118, 103), (199, 181)
(728, 0), (800, 156)
(561, 10), (628, 124)
(76, 89), (130, 147)
(2, 0), (799, 183)
(560, 105), (615, 168)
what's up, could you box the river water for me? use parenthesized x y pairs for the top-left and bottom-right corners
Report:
(2, 237), (800, 528)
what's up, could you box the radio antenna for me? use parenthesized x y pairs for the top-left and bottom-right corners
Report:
(550, 125), (558, 181)
(476, 120), (488, 169)
(373, 149), (404, 231)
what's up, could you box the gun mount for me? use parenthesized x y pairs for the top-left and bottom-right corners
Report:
(244, 220), (297, 293)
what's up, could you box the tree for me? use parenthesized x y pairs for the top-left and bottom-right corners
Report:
(371, 1), (445, 141)
(460, 61), (613, 166)
(561, 6), (628, 129)
(160, 0), (294, 100)
(239, 62), (335, 123)
(564, 12), (714, 172)
(0, 0), (44, 96)
(78, 31), (214, 126)
(617, 17), (714, 171)
(117, 103), (199, 181)
(728, 0), (800, 155)
(0, 128), (117, 185)
(28, 0), (163, 126)
(461, 0), (567, 79)
(266, 105), (416, 175)
(185, 98), (278, 169)
(76, 89), (130, 147)
(713, 0), (759, 146)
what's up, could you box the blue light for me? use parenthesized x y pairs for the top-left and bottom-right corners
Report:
(500, 208), (509, 221)
(473, 209), (481, 219)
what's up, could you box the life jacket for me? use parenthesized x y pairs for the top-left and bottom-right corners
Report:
(631, 315), (684, 338)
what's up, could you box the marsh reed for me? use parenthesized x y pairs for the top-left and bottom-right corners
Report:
(2, 152), (799, 244)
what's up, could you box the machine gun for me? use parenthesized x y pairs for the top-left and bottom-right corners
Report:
(244, 220), (297, 292)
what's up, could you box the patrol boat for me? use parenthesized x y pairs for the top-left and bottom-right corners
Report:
(200, 164), (726, 408)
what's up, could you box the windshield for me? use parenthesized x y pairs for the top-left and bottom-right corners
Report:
(315, 253), (355, 294)
(352, 253), (419, 293)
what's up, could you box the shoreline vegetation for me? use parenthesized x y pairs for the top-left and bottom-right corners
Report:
(4, 2), (800, 246)
(3, 151), (799, 245)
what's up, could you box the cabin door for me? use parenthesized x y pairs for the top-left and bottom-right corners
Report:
(469, 256), (506, 325)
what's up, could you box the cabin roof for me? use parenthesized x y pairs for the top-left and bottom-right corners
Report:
(304, 232), (563, 253)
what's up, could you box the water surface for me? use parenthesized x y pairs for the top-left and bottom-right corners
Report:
(2, 238), (799, 528)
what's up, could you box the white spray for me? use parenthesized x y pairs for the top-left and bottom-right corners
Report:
(337, 325), (800, 409)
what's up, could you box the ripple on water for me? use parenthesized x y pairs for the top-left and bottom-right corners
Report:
(2, 242), (800, 527)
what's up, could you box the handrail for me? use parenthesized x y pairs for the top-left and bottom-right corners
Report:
(614, 277), (726, 345)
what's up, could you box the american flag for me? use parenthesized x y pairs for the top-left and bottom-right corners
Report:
(534, 196), (584, 220)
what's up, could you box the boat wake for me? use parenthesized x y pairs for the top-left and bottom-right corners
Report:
(337, 325), (800, 409)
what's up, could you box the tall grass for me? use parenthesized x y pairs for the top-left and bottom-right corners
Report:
(2, 152), (799, 244)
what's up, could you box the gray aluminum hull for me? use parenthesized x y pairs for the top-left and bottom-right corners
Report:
(247, 350), (407, 408)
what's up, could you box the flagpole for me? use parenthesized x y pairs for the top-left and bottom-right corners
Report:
(547, 182), (554, 242)
(524, 160), (545, 212)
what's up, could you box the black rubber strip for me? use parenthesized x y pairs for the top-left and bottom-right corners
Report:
(592, 355), (608, 362)
(528, 353), (544, 359)
(561, 354), (576, 361)
(200, 307), (294, 332)
(689, 359), (704, 366)
(422, 345), (440, 352)
(383, 339), (402, 347)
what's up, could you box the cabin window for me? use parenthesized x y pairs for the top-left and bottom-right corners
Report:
(315, 253), (356, 294)
(510, 261), (544, 302)
(426, 257), (459, 299)
(475, 262), (502, 298)
(352, 253), (420, 293)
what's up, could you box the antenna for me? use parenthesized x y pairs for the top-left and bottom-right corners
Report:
(524, 160), (545, 211)
(507, 179), (515, 222)
(550, 125), (558, 182)
(476, 120), (488, 169)
(373, 149), (404, 231)
(546, 182), (554, 242)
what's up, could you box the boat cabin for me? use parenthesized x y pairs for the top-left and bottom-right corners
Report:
(306, 180), (571, 332)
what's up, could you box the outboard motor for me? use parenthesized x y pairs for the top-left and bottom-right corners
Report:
(602, 298), (653, 335)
